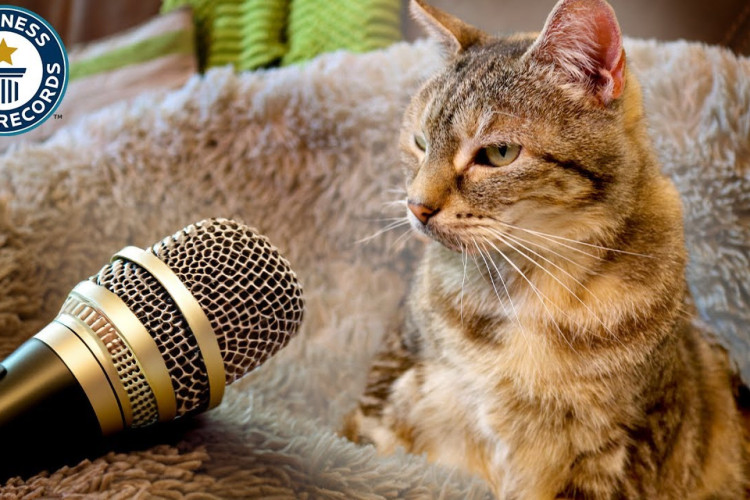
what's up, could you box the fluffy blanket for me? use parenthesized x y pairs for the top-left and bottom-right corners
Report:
(0, 39), (748, 498)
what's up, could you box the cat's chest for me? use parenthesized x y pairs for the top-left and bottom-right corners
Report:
(411, 252), (606, 404)
(408, 256), (637, 493)
(413, 262), (553, 383)
(412, 333), (578, 494)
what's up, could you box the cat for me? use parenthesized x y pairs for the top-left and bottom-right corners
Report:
(342, 0), (748, 498)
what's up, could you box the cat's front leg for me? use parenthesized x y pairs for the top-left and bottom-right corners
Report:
(342, 366), (422, 455)
(341, 311), (420, 453)
(548, 439), (631, 500)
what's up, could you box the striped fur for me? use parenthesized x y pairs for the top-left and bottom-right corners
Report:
(343, 0), (748, 498)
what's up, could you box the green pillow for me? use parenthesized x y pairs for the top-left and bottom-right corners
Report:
(162, 0), (401, 71)
(162, 0), (214, 69)
(238, 0), (289, 70)
(282, 0), (401, 66)
(207, 0), (288, 70)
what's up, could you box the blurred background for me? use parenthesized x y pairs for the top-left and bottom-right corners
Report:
(402, 0), (750, 54)
(3, 0), (749, 55)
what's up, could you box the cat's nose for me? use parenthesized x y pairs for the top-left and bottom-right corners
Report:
(408, 200), (439, 225)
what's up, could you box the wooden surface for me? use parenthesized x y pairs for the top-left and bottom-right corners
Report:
(4, 0), (162, 48)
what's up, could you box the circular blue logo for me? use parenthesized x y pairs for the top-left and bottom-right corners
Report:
(0, 6), (68, 136)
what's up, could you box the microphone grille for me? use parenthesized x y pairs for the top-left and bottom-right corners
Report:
(149, 218), (305, 383)
(93, 219), (304, 418)
(95, 259), (210, 416)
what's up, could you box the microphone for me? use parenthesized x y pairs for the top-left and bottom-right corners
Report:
(0, 218), (304, 479)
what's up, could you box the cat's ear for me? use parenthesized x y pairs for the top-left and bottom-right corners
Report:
(526, 0), (625, 105)
(410, 0), (489, 57)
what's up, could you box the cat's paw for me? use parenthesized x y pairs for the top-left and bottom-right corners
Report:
(339, 407), (373, 445)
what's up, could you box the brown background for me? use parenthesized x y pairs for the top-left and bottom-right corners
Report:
(402, 0), (750, 55)
(1, 1), (748, 55)
(4, 0), (161, 47)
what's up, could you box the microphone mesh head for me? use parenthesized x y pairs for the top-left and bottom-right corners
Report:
(93, 218), (304, 418)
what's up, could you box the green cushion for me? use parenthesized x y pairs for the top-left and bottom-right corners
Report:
(162, 0), (401, 71)
(282, 0), (401, 66)
(238, 0), (288, 70)
(207, 0), (288, 70)
(162, 0), (214, 68)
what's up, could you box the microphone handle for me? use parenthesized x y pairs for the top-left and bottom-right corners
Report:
(0, 337), (104, 480)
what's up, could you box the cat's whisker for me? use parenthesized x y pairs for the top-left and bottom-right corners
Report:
(473, 239), (533, 348)
(469, 245), (488, 279)
(472, 237), (531, 347)
(525, 228), (655, 259)
(493, 229), (593, 274)
(479, 236), (570, 323)
(490, 229), (593, 291)
(471, 238), (513, 319)
(488, 229), (622, 345)
(489, 228), (604, 305)
(368, 216), (409, 223)
(495, 220), (607, 262)
(357, 218), (411, 245)
(382, 199), (408, 209)
(479, 236), (579, 354)
(493, 219), (654, 259)
(389, 227), (416, 252)
(460, 240), (468, 326)
(380, 217), (411, 228)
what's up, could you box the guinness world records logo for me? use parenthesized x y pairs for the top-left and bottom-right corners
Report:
(0, 5), (67, 136)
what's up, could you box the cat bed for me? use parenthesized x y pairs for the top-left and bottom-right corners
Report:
(0, 38), (748, 498)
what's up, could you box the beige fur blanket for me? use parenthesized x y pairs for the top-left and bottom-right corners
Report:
(0, 39), (748, 498)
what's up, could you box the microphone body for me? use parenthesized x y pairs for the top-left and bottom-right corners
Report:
(0, 337), (104, 477)
(0, 218), (304, 480)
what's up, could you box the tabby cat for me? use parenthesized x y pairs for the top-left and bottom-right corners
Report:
(343, 0), (748, 498)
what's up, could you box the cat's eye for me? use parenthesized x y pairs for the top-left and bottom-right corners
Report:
(475, 143), (521, 168)
(414, 134), (427, 152)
